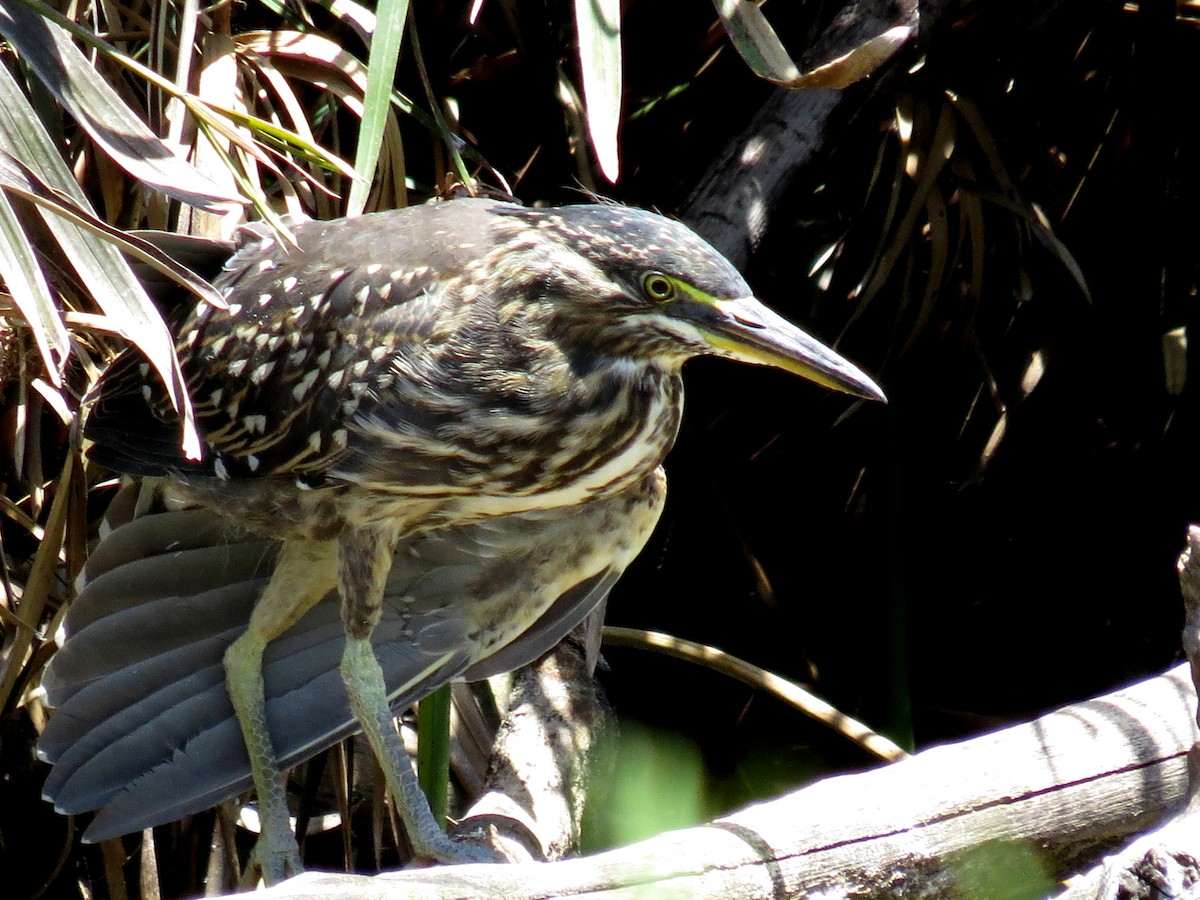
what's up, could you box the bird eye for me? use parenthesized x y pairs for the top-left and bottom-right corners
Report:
(642, 272), (675, 302)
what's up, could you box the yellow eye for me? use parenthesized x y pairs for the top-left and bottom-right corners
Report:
(642, 272), (675, 301)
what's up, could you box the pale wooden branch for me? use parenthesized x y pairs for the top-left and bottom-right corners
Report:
(1054, 526), (1200, 899)
(456, 615), (613, 864)
(253, 663), (1197, 899)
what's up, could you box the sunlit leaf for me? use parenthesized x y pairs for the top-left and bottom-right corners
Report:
(0, 0), (240, 212)
(347, 0), (409, 216)
(712, 0), (801, 85)
(575, 0), (622, 182)
(0, 67), (201, 459)
(0, 150), (225, 311)
(0, 191), (68, 385)
(181, 30), (242, 240)
(712, 0), (915, 89)
(859, 100), (956, 306)
(311, 0), (377, 44)
(792, 26), (915, 89)
(1163, 326), (1187, 397)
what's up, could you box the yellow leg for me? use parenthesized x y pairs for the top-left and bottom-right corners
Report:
(224, 538), (338, 885)
(337, 525), (502, 864)
(341, 637), (504, 862)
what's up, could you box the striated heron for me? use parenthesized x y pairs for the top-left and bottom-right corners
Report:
(39, 198), (884, 882)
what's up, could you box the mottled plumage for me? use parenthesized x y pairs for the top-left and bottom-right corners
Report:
(44, 197), (883, 883)
(90, 202), (714, 512)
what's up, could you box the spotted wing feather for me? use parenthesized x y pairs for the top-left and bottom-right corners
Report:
(86, 200), (519, 480)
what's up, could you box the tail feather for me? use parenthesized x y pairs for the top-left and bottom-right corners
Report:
(39, 469), (667, 841)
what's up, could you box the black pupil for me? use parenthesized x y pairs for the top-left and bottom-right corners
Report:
(649, 277), (669, 297)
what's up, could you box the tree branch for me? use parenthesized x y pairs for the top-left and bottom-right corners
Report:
(253, 664), (1196, 898)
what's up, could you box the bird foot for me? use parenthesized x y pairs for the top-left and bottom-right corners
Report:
(408, 828), (508, 867)
(243, 834), (304, 887)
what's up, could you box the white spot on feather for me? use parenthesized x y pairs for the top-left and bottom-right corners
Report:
(293, 369), (319, 400)
(250, 362), (275, 384)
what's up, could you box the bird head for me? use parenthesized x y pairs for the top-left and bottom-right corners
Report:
(496, 203), (885, 403)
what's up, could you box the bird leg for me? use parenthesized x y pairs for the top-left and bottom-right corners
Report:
(224, 538), (338, 885)
(337, 524), (503, 866)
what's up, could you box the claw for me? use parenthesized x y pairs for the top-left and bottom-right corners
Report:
(243, 833), (304, 887)
(409, 829), (508, 867)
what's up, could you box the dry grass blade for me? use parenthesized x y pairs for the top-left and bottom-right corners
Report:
(602, 626), (908, 762)
(0, 0), (240, 211)
(951, 91), (1091, 302)
(951, 154), (987, 308)
(0, 599), (27, 633)
(860, 99), (957, 307)
(210, 87), (361, 179)
(239, 59), (334, 219)
(12, 0), (352, 231)
(0, 151), (226, 309)
(407, 8), (474, 191)
(0, 450), (76, 713)
(182, 28), (242, 240)
(0, 140), (213, 460)
(556, 68), (596, 194)
(236, 31), (404, 208)
(834, 101), (911, 330)
(794, 26), (916, 89)
(30, 378), (71, 426)
(101, 837), (130, 900)
(1163, 326), (1187, 397)
(313, 0), (377, 44)
(976, 189), (1092, 304)
(0, 190), (68, 387)
(195, 122), (296, 243)
(901, 184), (950, 353)
(713, 0), (915, 89)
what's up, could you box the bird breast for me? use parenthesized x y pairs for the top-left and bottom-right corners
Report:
(338, 358), (684, 526)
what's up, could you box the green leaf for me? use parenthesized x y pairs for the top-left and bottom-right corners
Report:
(347, 0), (410, 216)
(417, 684), (451, 826)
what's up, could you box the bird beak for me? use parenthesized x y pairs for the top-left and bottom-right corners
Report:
(700, 297), (886, 402)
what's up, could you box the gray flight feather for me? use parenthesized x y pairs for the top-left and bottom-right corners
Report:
(39, 469), (666, 840)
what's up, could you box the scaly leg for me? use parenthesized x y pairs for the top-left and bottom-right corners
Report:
(224, 538), (339, 884)
(337, 525), (501, 864)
